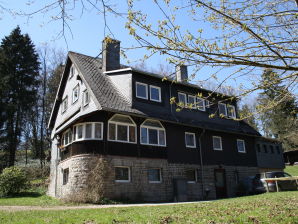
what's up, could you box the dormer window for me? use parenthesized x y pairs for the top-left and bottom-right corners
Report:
(108, 114), (136, 143)
(140, 119), (166, 146)
(72, 84), (80, 104)
(188, 95), (196, 109)
(150, 85), (161, 102)
(61, 96), (68, 113)
(218, 103), (227, 116)
(178, 92), (187, 106)
(227, 105), (236, 118)
(197, 97), (205, 111)
(136, 82), (148, 99)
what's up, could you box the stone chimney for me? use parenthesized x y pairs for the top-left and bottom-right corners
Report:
(176, 65), (188, 83)
(102, 38), (120, 72)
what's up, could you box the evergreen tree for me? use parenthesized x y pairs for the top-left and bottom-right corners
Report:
(239, 104), (259, 132)
(0, 26), (40, 166)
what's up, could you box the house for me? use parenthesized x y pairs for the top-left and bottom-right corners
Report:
(47, 38), (281, 202)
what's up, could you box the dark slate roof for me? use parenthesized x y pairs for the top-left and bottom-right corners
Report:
(49, 51), (260, 136)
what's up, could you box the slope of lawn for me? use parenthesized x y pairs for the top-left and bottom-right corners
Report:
(285, 165), (298, 176)
(0, 191), (297, 224)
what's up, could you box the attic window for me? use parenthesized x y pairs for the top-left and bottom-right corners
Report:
(83, 90), (90, 106)
(61, 96), (68, 113)
(188, 95), (196, 109)
(218, 103), (227, 116)
(72, 84), (80, 104)
(69, 65), (76, 79)
(178, 92), (187, 106)
(197, 97), (205, 111)
(136, 82), (148, 99)
(150, 85), (161, 102)
(227, 105), (236, 118)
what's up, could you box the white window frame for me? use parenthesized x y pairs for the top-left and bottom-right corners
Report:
(62, 129), (72, 147)
(136, 82), (148, 100)
(213, 136), (223, 151)
(72, 84), (80, 104)
(218, 103), (227, 116)
(149, 85), (161, 102)
(237, 139), (246, 153)
(205, 100), (210, 108)
(185, 132), (196, 148)
(73, 122), (103, 141)
(115, 166), (131, 183)
(108, 114), (137, 144)
(188, 95), (196, 109)
(227, 104), (236, 118)
(61, 96), (68, 113)
(186, 169), (198, 183)
(197, 97), (206, 111)
(83, 89), (90, 106)
(69, 65), (75, 79)
(178, 92), (187, 106)
(140, 119), (166, 147)
(148, 168), (162, 183)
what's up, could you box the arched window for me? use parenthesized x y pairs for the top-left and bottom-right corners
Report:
(140, 119), (166, 146)
(108, 114), (136, 143)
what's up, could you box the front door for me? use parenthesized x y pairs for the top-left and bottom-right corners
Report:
(214, 169), (227, 199)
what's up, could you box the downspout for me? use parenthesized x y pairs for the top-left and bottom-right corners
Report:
(198, 128), (206, 199)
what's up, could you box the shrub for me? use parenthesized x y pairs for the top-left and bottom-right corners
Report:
(0, 167), (28, 197)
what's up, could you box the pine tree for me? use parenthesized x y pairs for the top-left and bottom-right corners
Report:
(239, 104), (259, 132)
(0, 26), (40, 166)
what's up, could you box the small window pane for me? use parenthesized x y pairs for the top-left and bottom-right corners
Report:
(227, 105), (236, 118)
(197, 98), (205, 111)
(148, 169), (161, 182)
(186, 169), (196, 182)
(186, 133), (195, 147)
(188, 95), (196, 108)
(148, 129), (158, 145)
(77, 125), (83, 139)
(129, 126), (136, 142)
(83, 90), (90, 106)
(63, 168), (69, 185)
(218, 103), (227, 116)
(73, 126), (76, 140)
(237, 140), (245, 153)
(178, 93), (187, 105)
(117, 125), (128, 141)
(109, 123), (116, 140)
(94, 123), (102, 139)
(115, 167), (129, 181)
(158, 130), (165, 146)
(141, 127), (148, 144)
(213, 137), (222, 150)
(85, 123), (92, 138)
(150, 86), (161, 102)
(136, 83), (147, 99)
(72, 85), (79, 103)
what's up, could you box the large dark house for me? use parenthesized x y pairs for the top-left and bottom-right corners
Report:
(48, 39), (283, 202)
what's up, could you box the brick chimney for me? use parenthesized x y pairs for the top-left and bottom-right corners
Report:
(176, 65), (188, 83)
(102, 38), (120, 72)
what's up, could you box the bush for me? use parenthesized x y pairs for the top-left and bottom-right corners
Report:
(0, 167), (28, 197)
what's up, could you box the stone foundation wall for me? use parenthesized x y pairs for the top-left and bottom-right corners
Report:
(51, 154), (259, 202)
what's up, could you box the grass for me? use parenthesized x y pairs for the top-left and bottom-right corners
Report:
(0, 191), (297, 224)
(285, 165), (298, 176)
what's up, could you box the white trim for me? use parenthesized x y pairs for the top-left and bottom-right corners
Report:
(197, 97), (206, 111)
(237, 139), (246, 153)
(227, 104), (236, 118)
(140, 119), (166, 147)
(72, 122), (103, 142)
(83, 89), (90, 107)
(178, 92), (187, 105)
(186, 169), (198, 183)
(61, 96), (68, 114)
(188, 95), (196, 109)
(72, 84), (80, 104)
(103, 67), (132, 74)
(135, 82), (148, 100)
(149, 85), (161, 102)
(185, 132), (196, 148)
(212, 136), (223, 151)
(218, 103), (227, 116)
(115, 166), (131, 183)
(148, 168), (162, 183)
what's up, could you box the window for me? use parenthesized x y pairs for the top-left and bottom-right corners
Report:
(186, 169), (197, 183)
(69, 65), (75, 79)
(61, 96), (68, 113)
(72, 84), (80, 104)
(83, 90), (90, 106)
(263, 145), (268, 153)
(213, 136), (222, 150)
(62, 129), (72, 147)
(178, 92), (187, 106)
(150, 85), (161, 102)
(108, 114), (136, 143)
(188, 95), (196, 109)
(218, 103), (227, 116)
(227, 105), (236, 118)
(197, 97), (205, 111)
(148, 168), (162, 183)
(74, 122), (103, 141)
(185, 132), (196, 148)
(115, 167), (130, 182)
(62, 168), (69, 185)
(136, 82), (148, 99)
(140, 119), (166, 146)
(205, 100), (210, 108)
(237, 139), (246, 153)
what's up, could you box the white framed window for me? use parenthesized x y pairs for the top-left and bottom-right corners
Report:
(188, 95), (196, 109)
(227, 105), (236, 118)
(178, 92), (187, 106)
(62, 168), (69, 185)
(83, 90), (90, 106)
(73, 122), (103, 141)
(61, 96), (68, 113)
(213, 136), (223, 151)
(186, 169), (197, 183)
(205, 100), (210, 108)
(69, 65), (76, 79)
(149, 85), (161, 102)
(185, 132), (196, 148)
(140, 119), (166, 146)
(218, 103), (227, 116)
(62, 129), (72, 147)
(115, 166), (131, 182)
(148, 168), (162, 183)
(197, 97), (205, 111)
(72, 84), (80, 104)
(237, 139), (246, 153)
(108, 114), (136, 143)
(136, 82), (148, 99)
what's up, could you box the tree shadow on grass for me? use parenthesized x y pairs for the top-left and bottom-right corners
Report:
(4, 191), (43, 198)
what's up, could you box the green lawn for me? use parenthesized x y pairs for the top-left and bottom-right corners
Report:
(285, 165), (298, 176)
(0, 191), (297, 224)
